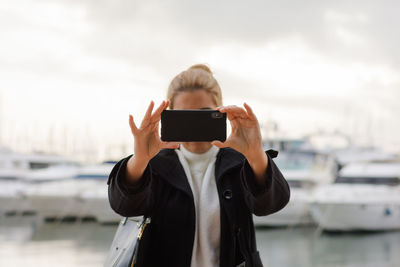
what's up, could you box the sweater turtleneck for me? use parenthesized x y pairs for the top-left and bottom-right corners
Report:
(175, 144), (220, 267)
(179, 145), (219, 181)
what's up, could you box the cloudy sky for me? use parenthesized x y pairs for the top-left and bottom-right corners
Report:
(0, 0), (399, 162)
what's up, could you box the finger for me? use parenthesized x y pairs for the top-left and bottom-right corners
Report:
(150, 121), (159, 132)
(217, 105), (230, 113)
(226, 112), (237, 124)
(219, 105), (245, 119)
(129, 114), (138, 135)
(228, 116), (239, 129)
(218, 106), (245, 119)
(220, 105), (239, 111)
(219, 111), (238, 130)
(223, 105), (248, 119)
(166, 99), (173, 109)
(216, 106), (226, 112)
(160, 141), (180, 149)
(150, 101), (167, 124)
(141, 101), (155, 127)
(211, 140), (231, 148)
(151, 101), (166, 119)
(218, 106), (237, 119)
(243, 102), (257, 120)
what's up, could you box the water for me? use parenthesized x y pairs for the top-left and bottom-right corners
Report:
(0, 215), (399, 267)
(256, 227), (400, 267)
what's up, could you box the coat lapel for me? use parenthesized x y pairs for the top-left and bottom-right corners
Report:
(150, 148), (245, 198)
(215, 148), (278, 180)
(149, 149), (194, 199)
(215, 148), (245, 181)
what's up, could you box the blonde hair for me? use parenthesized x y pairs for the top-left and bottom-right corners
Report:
(167, 64), (223, 109)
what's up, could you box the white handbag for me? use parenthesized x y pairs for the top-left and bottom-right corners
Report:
(104, 216), (151, 267)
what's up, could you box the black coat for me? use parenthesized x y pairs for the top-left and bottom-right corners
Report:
(107, 148), (290, 267)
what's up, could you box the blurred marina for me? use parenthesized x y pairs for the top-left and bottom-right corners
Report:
(0, 147), (120, 223)
(1, 132), (400, 230)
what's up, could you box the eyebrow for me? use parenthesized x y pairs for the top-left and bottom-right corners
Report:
(200, 107), (212, 110)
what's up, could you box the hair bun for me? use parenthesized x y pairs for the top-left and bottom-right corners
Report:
(168, 63), (222, 109)
(188, 64), (213, 74)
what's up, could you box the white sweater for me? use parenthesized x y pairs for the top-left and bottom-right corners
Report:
(175, 145), (221, 267)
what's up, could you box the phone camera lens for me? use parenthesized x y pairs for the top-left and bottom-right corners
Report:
(212, 112), (222, 119)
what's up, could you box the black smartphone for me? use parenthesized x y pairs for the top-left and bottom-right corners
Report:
(161, 110), (226, 142)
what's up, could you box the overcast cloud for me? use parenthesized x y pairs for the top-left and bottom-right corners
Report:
(0, 0), (399, 161)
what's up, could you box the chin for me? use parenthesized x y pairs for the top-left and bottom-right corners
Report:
(182, 142), (212, 154)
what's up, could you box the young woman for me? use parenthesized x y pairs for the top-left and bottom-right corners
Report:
(107, 64), (290, 267)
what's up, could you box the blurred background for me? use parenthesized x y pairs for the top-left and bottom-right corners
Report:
(1, 0), (399, 266)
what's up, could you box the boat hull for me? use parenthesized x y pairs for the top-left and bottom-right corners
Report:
(310, 202), (400, 231)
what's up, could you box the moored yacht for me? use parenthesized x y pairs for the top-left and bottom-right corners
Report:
(253, 149), (336, 226)
(0, 148), (76, 215)
(25, 162), (118, 222)
(310, 160), (400, 231)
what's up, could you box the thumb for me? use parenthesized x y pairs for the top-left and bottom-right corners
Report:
(211, 140), (228, 148)
(160, 141), (180, 149)
(129, 114), (138, 135)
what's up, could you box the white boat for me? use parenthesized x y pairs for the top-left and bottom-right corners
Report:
(22, 164), (80, 183)
(0, 148), (76, 215)
(0, 147), (76, 170)
(332, 147), (396, 170)
(76, 161), (122, 223)
(79, 182), (122, 223)
(0, 170), (29, 215)
(253, 150), (336, 226)
(310, 160), (400, 231)
(25, 162), (120, 223)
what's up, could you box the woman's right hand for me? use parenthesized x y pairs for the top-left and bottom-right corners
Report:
(126, 100), (179, 183)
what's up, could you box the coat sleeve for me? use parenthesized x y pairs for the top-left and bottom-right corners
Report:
(107, 154), (154, 217)
(240, 149), (290, 216)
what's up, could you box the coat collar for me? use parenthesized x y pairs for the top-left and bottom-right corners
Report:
(148, 147), (278, 197)
(148, 148), (245, 197)
(215, 148), (246, 180)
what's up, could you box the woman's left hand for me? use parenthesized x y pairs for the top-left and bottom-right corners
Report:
(212, 103), (268, 183)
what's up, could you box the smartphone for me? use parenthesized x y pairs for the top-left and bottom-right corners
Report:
(161, 110), (226, 142)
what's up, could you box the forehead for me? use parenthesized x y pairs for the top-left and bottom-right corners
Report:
(173, 90), (216, 109)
